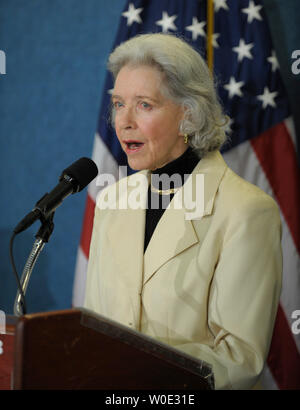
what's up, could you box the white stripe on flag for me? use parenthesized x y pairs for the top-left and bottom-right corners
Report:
(89, 133), (121, 202)
(72, 247), (88, 307)
(260, 363), (278, 390)
(285, 117), (297, 148)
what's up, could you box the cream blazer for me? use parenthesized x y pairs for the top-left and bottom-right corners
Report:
(84, 150), (282, 390)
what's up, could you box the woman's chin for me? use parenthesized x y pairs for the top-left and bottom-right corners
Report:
(127, 158), (149, 171)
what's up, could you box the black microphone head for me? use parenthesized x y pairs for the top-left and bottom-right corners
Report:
(60, 157), (98, 192)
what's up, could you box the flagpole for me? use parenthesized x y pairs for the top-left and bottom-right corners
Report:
(207, 0), (214, 72)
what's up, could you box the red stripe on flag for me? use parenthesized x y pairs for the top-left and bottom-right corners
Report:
(251, 121), (300, 253)
(267, 305), (300, 389)
(79, 194), (96, 259)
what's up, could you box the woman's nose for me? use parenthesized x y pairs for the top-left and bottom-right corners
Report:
(119, 106), (136, 129)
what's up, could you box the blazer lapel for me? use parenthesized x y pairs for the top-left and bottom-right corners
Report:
(143, 205), (198, 284)
(143, 150), (227, 284)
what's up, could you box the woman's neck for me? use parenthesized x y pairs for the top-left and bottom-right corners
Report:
(151, 146), (200, 190)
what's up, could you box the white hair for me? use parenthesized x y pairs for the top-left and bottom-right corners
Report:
(108, 33), (228, 158)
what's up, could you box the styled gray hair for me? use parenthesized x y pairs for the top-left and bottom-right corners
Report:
(108, 33), (228, 158)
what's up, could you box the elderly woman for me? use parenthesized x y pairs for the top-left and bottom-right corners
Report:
(84, 33), (282, 390)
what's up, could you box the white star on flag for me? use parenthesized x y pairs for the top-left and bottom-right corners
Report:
(212, 33), (220, 48)
(242, 0), (263, 23)
(257, 86), (278, 109)
(122, 3), (143, 26)
(214, 0), (229, 12)
(186, 17), (206, 40)
(267, 50), (279, 72)
(233, 38), (254, 62)
(156, 11), (177, 33)
(224, 76), (245, 98)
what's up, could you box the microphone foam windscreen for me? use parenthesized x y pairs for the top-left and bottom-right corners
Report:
(61, 157), (98, 192)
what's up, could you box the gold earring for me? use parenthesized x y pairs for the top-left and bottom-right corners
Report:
(183, 134), (189, 144)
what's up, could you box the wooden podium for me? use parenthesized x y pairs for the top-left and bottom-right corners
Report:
(0, 308), (214, 390)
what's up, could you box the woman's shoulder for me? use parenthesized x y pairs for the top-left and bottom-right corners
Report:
(221, 165), (279, 213)
(196, 150), (279, 214)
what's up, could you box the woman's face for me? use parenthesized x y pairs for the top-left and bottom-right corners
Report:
(112, 64), (186, 171)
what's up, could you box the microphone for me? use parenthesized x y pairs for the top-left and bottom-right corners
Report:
(14, 157), (98, 234)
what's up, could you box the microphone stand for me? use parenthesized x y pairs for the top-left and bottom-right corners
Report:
(13, 213), (55, 317)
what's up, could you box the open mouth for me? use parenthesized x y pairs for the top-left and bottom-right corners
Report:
(124, 140), (145, 153)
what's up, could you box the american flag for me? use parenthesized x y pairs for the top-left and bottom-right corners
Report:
(73, 0), (300, 389)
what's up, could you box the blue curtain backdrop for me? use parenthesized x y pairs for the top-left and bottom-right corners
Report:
(0, 0), (299, 314)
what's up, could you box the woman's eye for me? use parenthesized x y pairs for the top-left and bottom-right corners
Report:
(113, 101), (123, 109)
(139, 101), (152, 110)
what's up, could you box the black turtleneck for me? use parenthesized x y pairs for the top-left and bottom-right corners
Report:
(144, 147), (200, 252)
